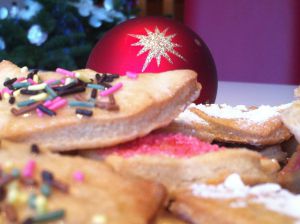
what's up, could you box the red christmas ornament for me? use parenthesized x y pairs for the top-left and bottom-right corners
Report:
(87, 17), (217, 103)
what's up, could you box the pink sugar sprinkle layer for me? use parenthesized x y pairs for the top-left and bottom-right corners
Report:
(96, 133), (224, 158)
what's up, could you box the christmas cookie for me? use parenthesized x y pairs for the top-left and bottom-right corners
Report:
(168, 103), (292, 146)
(82, 133), (280, 192)
(0, 142), (166, 224)
(0, 60), (200, 151)
(170, 174), (300, 224)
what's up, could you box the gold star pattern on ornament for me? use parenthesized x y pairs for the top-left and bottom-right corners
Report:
(129, 27), (186, 72)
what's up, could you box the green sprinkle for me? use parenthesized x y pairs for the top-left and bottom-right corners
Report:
(28, 193), (37, 209)
(12, 82), (30, 89)
(45, 85), (57, 98)
(69, 101), (95, 108)
(40, 184), (52, 197)
(11, 168), (20, 177)
(48, 80), (61, 86)
(87, 84), (105, 90)
(17, 99), (36, 107)
(32, 209), (65, 222)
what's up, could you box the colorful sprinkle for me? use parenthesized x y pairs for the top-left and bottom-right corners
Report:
(11, 168), (20, 178)
(40, 184), (52, 197)
(45, 85), (57, 98)
(20, 66), (28, 73)
(3, 78), (17, 87)
(35, 195), (48, 214)
(91, 88), (98, 99)
(28, 83), (47, 91)
(56, 68), (75, 77)
(13, 89), (21, 97)
(75, 72), (91, 83)
(20, 89), (40, 95)
(27, 78), (37, 85)
(69, 100), (95, 108)
(7, 188), (19, 204)
(126, 71), (138, 79)
(29, 92), (48, 101)
(75, 108), (93, 117)
(73, 171), (84, 182)
(91, 214), (107, 224)
(100, 82), (123, 97)
(2, 87), (13, 95)
(12, 81), (30, 89)
(48, 98), (67, 111)
(87, 83), (105, 90)
(56, 85), (86, 96)
(31, 144), (40, 154)
(37, 104), (56, 116)
(31, 209), (65, 222)
(51, 180), (69, 193)
(22, 160), (36, 178)
(17, 99), (36, 107)
(16, 77), (26, 82)
(28, 193), (37, 209)
(8, 96), (15, 105)
(41, 170), (54, 184)
(33, 74), (39, 83)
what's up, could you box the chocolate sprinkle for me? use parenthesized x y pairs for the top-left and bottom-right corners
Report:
(31, 144), (40, 154)
(91, 88), (97, 99)
(37, 104), (56, 116)
(20, 177), (38, 186)
(51, 180), (69, 193)
(3, 77), (17, 87)
(20, 89), (41, 95)
(41, 170), (54, 184)
(11, 102), (42, 116)
(27, 69), (38, 79)
(57, 85), (86, 96)
(9, 96), (15, 105)
(76, 108), (93, 117)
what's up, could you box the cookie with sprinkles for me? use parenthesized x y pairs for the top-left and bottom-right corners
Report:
(0, 142), (166, 224)
(0, 60), (200, 151)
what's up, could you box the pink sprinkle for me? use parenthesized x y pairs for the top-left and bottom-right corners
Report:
(56, 68), (75, 77)
(43, 100), (53, 107)
(100, 82), (123, 97)
(48, 98), (67, 111)
(22, 160), (36, 178)
(36, 108), (44, 117)
(45, 79), (58, 85)
(27, 78), (37, 85)
(126, 71), (138, 79)
(2, 87), (13, 95)
(16, 77), (26, 82)
(73, 171), (84, 182)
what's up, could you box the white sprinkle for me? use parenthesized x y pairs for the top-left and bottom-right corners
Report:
(20, 66), (28, 73)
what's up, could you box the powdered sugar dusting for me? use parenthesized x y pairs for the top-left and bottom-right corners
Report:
(175, 103), (208, 125)
(191, 174), (300, 222)
(193, 104), (291, 123)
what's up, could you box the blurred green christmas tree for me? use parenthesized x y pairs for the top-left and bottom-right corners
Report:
(0, 0), (139, 70)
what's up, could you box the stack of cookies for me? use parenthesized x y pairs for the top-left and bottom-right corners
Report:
(0, 60), (299, 224)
